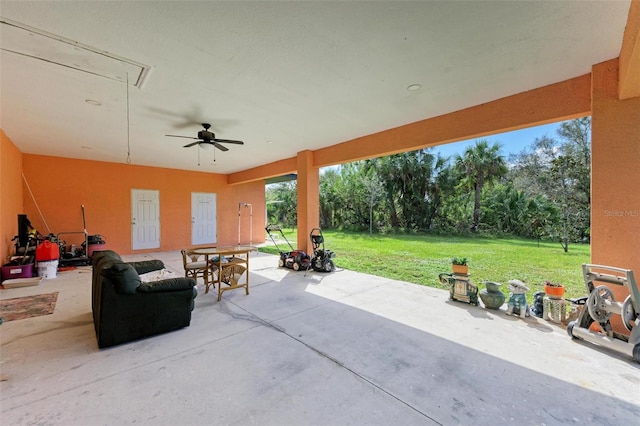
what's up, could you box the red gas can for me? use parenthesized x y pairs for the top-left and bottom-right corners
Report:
(36, 240), (60, 261)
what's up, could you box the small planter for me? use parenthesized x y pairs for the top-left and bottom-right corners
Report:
(544, 283), (565, 299)
(451, 257), (468, 275)
(452, 264), (469, 275)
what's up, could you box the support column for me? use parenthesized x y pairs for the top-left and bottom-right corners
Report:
(296, 150), (319, 254)
(591, 58), (640, 283)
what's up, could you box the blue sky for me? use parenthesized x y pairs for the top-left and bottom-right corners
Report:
(433, 121), (564, 159)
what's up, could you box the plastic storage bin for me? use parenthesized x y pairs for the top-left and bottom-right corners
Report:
(1, 263), (34, 283)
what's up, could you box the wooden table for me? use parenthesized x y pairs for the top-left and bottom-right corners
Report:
(192, 246), (254, 301)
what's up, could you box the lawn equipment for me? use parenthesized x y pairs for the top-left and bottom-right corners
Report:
(265, 224), (311, 271)
(58, 205), (90, 266)
(567, 264), (640, 363)
(308, 228), (335, 273)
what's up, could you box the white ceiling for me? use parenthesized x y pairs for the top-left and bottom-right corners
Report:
(0, 1), (631, 175)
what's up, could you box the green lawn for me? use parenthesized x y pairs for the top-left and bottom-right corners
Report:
(260, 229), (590, 300)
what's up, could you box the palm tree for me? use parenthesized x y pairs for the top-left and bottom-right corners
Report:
(455, 140), (507, 232)
(365, 155), (401, 228)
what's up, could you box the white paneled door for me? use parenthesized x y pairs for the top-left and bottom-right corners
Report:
(131, 189), (160, 250)
(192, 192), (217, 246)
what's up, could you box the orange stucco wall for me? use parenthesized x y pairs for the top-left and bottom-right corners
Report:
(591, 59), (640, 297)
(296, 151), (319, 252)
(19, 154), (266, 256)
(228, 157), (297, 185)
(619, 0), (640, 99)
(1, 130), (24, 263)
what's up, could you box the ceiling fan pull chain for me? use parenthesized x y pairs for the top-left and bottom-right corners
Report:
(126, 72), (132, 164)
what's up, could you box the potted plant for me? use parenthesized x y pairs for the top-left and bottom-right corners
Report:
(544, 280), (565, 298)
(451, 257), (468, 275)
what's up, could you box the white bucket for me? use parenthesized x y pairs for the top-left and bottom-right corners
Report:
(38, 260), (59, 279)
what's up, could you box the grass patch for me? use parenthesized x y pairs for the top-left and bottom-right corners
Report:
(260, 229), (590, 300)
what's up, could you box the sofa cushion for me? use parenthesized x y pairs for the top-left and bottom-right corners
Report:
(137, 277), (195, 293)
(128, 259), (165, 275)
(103, 262), (141, 294)
(93, 250), (122, 268)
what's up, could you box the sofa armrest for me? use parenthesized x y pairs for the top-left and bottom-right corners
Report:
(128, 260), (165, 275)
(137, 277), (196, 293)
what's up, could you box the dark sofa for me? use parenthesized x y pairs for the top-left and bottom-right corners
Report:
(92, 250), (197, 348)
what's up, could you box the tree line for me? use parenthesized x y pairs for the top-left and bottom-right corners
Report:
(266, 118), (591, 252)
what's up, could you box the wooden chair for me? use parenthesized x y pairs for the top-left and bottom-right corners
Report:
(181, 249), (214, 293)
(217, 259), (248, 301)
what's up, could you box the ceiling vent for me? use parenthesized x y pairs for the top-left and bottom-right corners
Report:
(0, 18), (150, 88)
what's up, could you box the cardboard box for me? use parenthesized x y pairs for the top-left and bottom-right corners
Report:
(2, 276), (42, 288)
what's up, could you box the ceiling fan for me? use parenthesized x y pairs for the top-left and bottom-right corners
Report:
(166, 123), (244, 151)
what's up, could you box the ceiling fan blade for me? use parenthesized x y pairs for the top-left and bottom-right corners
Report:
(166, 134), (198, 139)
(183, 141), (202, 148)
(213, 138), (244, 145)
(213, 141), (229, 151)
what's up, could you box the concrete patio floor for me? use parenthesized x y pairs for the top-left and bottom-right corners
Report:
(1, 251), (638, 425)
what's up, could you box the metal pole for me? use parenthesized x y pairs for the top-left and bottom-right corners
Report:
(237, 203), (253, 246)
(238, 203), (242, 245)
(22, 172), (52, 234)
(248, 203), (253, 247)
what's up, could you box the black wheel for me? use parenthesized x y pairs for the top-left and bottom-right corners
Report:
(567, 321), (577, 339)
(633, 344), (640, 364)
(323, 259), (335, 272)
